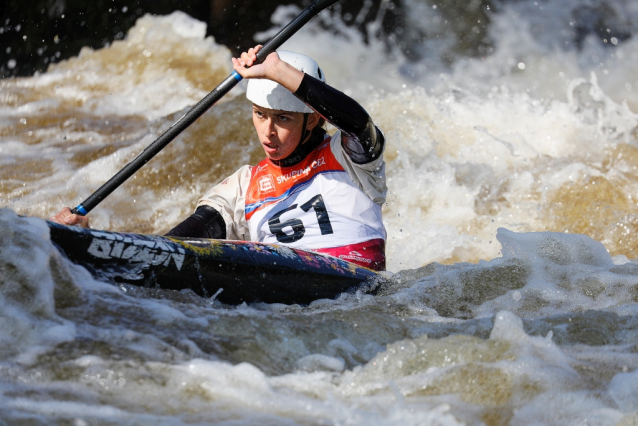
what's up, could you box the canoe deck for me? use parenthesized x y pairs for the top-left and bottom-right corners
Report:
(47, 221), (379, 305)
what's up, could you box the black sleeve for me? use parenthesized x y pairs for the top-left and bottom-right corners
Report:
(294, 73), (384, 164)
(165, 205), (226, 239)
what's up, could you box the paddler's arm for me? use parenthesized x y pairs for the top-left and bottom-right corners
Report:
(167, 166), (250, 240)
(50, 207), (90, 228)
(293, 74), (384, 164)
(165, 205), (226, 239)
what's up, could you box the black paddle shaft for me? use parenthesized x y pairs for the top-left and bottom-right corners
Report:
(72, 0), (341, 216)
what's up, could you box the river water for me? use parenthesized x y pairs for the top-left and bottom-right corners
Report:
(2, 1), (638, 424)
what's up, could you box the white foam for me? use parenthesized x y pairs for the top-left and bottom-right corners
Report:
(511, 391), (624, 426)
(296, 353), (346, 372)
(0, 210), (78, 362)
(377, 72), (638, 269)
(609, 369), (638, 412)
(497, 228), (614, 267)
(489, 310), (527, 342)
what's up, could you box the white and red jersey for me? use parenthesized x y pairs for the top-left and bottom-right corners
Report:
(198, 131), (387, 269)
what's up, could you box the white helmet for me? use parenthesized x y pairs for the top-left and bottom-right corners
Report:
(246, 51), (325, 113)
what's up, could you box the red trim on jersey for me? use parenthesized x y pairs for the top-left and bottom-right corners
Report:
(313, 238), (386, 271)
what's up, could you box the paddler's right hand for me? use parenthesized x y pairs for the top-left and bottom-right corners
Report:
(231, 45), (304, 93)
(50, 207), (90, 228)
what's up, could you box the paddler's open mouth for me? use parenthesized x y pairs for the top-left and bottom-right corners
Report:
(261, 141), (280, 156)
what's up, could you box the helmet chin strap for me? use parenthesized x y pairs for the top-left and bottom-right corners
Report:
(299, 113), (310, 145)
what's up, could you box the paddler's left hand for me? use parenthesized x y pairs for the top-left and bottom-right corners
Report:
(232, 45), (304, 93)
(50, 207), (90, 228)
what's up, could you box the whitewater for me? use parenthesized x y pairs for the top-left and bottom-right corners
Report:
(1, 0), (638, 424)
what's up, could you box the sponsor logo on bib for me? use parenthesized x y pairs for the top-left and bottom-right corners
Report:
(338, 250), (372, 264)
(276, 157), (326, 184)
(258, 175), (276, 193)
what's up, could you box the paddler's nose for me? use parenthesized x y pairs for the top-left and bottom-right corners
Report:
(263, 117), (276, 137)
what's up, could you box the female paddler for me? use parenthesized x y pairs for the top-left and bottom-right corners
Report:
(51, 46), (388, 270)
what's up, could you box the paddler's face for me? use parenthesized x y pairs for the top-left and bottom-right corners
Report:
(252, 105), (317, 161)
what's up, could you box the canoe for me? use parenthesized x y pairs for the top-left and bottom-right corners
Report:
(47, 221), (379, 305)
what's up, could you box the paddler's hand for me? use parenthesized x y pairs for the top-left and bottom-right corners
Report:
(232, 45), (304, 93)
(49, 207), (90, 228)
